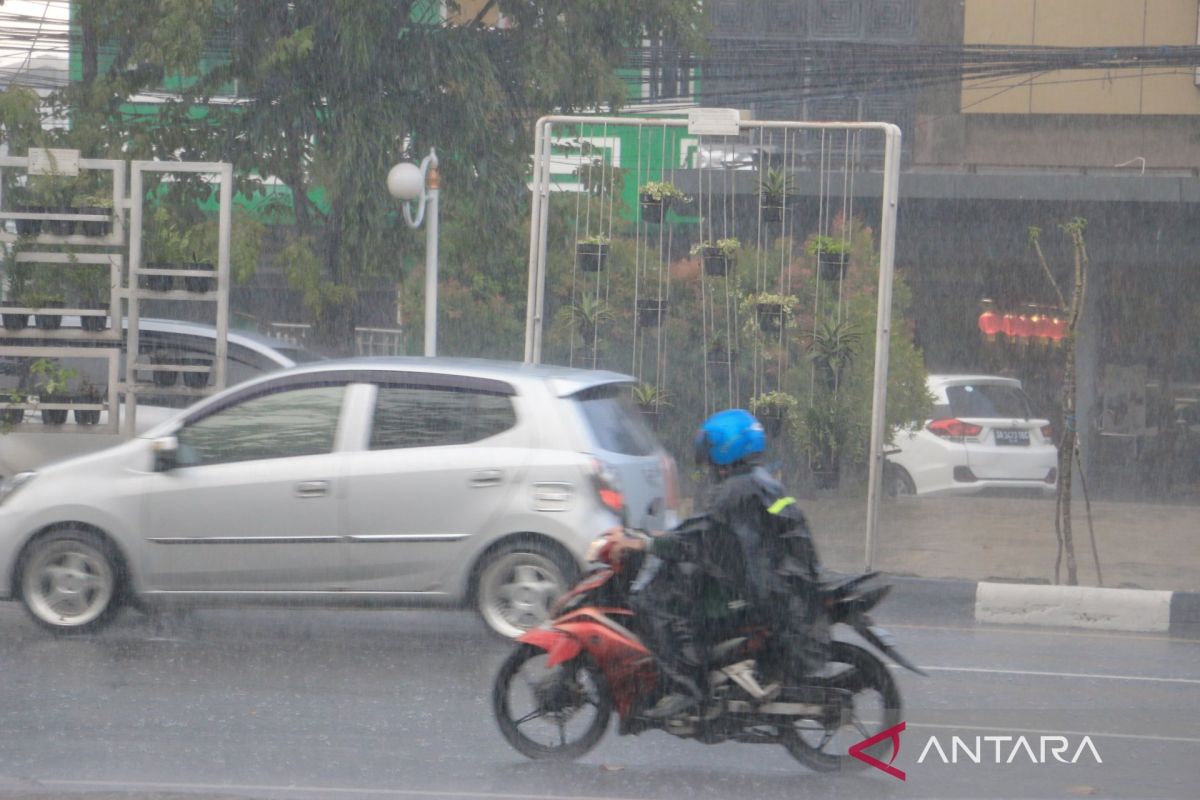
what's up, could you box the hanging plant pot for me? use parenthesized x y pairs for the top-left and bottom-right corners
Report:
(72, 390), (103, 425)
(79, 206), (114, 237)
(184, 262), (216, 292)
(638, 407), (664, 429)
(575, 243), (609, 273)
(639, 194), (669, 224)
(40, 393), (69, 425)
(755, 302), (785, 334)
(636, 298), (668, 327)
(141, 262), (178, 292)
(1, 406), (25, 426)
(150, 351), (180, 387)
(182, 358), (211, 389)
(13, 205), (44, 236)
(34, 300), (65, 331)
(758, 410), (786, 439)
(1, 301), (29, 331)
(702, 247), (732, 276)
(818, 252), (848, 281)
(43, 208), (79, 237)
(706, 344), (736, 365)
(80, 302), (110, 332)
(762, 204), (784, 223)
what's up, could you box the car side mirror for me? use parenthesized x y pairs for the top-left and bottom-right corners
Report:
(152, 436), (179, 472)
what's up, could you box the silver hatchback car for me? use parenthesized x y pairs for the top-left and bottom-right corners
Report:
(0, 357), (679, 637)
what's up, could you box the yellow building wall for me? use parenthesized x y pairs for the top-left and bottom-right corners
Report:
(962, 0), (1200, 114)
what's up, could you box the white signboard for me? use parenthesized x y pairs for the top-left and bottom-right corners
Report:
(28, 148), (81, 176)
(687, 108), (743, 137)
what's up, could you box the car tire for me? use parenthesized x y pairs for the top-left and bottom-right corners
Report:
(18, 528), (124, 634)
(884, 464), (917, 497)
(475, 540), (580, 639)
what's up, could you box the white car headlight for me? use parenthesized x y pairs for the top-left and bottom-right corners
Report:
(0, 471), (36, 507)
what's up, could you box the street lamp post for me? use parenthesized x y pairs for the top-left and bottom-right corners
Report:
(387, 149), (440, 357)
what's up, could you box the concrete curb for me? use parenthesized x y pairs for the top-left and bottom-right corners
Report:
(877, 575), (1199, 636)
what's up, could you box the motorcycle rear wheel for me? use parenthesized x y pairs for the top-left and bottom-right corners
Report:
(493, 644), (612, 760)
(782, 641), (902, 773)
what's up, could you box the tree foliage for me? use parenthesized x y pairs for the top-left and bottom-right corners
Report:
(35, 0), (704, 350)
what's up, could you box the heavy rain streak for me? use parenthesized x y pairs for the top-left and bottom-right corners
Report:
(0, 2), (1196, 800)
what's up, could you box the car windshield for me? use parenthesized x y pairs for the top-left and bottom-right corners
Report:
(572, 383), (659, 456)
(946, 383), (1034, 419)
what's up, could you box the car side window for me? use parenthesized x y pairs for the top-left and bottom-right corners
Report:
(369, 385), (516, 450)
(176, 385), (345, 467)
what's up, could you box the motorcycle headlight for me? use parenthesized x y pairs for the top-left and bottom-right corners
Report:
(0, 471), (36, 507)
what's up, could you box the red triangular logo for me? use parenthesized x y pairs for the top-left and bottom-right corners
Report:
(849, 721), (906, 780)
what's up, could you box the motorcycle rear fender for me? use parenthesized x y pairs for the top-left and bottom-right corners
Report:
(517, 627), (582, 668)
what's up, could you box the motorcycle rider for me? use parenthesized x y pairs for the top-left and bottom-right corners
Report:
(611, 408), (827, 720)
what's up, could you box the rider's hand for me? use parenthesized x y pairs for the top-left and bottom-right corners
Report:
(607, 529), (647, 563)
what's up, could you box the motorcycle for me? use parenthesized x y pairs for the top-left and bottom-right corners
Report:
(492, 523), (924, 772)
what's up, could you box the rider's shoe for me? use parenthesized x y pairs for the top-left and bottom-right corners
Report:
(644, 692), (699, 720)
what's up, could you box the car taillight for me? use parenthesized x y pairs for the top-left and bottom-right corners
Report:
(661, 453), (680, 513)
(588, 458), (625, 517)
(927, 418), (983, 439)
(1041, 424), (1054, 442)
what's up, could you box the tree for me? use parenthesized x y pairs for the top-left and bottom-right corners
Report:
(1029, 219), (1102, 586)
(51, 0), (705, 350)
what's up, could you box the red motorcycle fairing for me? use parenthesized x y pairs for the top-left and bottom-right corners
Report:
(517, 607), (658, 717)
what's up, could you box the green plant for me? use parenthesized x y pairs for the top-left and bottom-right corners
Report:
(805, 234), (851, 257)
(749, 390), (799, 417)
(691, 237), (740, 258)
(759, 168), (795, 204)
(632, 382), (671, 409)
(577, 233), (610, 246)
(639, 180), (689, 203)
(30, 358), (77, 398)
(808, 319), (863, 390)
(69, 264), (111, 304)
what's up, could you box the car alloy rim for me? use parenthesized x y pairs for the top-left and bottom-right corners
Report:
(480, 552), (566, 638)
(24, 539), (114, 627)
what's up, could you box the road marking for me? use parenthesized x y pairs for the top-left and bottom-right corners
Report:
(912, 665), (1200, 685)
(45, 781), (648, 800)
(887, 622), (1198, 644)
(906, 721), (1200, 745)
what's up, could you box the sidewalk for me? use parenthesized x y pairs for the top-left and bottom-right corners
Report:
(802, 495), (1200, 592)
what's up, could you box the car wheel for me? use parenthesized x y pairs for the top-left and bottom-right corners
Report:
(475, 541), (580, 639)
(18, 528), (123, 634)
(884, 464), (917, 497)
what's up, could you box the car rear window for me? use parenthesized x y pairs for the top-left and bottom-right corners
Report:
(945, 383), (1033, 419)
(572, 384), (658, 456)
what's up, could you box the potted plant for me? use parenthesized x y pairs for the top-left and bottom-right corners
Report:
(73, 379), (104, 425)
(74, 190), (114, 237)
(759, 167), (795, 223)
(806, 234), (852, 281)
(744, 291), (797, 334)
(575, 234), (610, 272)
(1, 253), (33, 331)
(808, 319), (863, 391)
(30, 357), (77, 425)
(1, 388), (29, 428)
(638, 180), (689, 224)
(25, 270), (67, 331)
(705, 331), (736, 365)
(636, 297), (668, 327)
(631, 382), (671, 427)
(69, 264), (112, 332)
(691, 237), (739, 276)
(749, 390), (799, 438)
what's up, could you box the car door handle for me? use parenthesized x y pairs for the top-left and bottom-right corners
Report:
(294, 480), (330, 498)
(469, 470), (504, 488)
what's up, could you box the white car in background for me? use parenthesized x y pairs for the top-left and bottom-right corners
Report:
(886, 374), (1058, 497)
(0, 318), (322, 478)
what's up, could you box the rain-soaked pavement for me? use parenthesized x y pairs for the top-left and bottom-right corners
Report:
(0, 602), (1195, 800)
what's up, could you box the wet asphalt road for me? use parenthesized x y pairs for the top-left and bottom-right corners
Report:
(0, 601), (1196, 800)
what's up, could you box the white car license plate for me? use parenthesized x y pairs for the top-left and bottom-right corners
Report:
(994, 429), (1030, 446)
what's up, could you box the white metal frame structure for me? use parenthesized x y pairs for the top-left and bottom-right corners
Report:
(523, 112), (901, 570)
(126, 160), (233, 433)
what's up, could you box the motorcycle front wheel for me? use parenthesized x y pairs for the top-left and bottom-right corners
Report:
(493, 644), (612, 760)
(782, 641), (902, 773)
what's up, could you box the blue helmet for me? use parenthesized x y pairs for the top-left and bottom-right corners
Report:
(695, 408), (766, 467)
